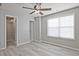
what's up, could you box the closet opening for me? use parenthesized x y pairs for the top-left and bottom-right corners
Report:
(5, 16), (17, 48)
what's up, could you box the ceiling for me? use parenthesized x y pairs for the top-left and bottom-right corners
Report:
(0, 3), (79, 17)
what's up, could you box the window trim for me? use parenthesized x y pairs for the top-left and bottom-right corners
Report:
(47, 14), (75, 40)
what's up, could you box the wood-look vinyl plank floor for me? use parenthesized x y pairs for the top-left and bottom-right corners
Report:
(0, 42), (79, 56)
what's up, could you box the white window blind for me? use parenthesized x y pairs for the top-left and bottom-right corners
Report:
(48, 18), (59, 37)
(47, 15), (74, 39)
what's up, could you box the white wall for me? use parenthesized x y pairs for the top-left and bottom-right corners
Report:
(33, 17), (40, 42)
(35, 7), (79, 50)
(0, 11), (5, 49)
(0, 9), (33, 49)
(17, 15), (31, 45)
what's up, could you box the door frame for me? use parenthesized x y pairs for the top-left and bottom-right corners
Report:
(5, 15), (17, 48)
(29, 21), (34, 42)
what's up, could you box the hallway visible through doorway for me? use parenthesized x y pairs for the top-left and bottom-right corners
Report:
(5, 16), (16, 48)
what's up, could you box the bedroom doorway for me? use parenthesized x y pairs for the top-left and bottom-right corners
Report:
(5, 16), (17, 48)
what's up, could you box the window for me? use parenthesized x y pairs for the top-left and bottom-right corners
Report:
(47, 15), (74, 39)
(48, 18), (59, 37)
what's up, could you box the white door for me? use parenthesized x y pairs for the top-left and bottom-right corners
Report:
(30, 21), (34, 42)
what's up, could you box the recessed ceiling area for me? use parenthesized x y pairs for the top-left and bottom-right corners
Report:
(0, 3), (79, 17)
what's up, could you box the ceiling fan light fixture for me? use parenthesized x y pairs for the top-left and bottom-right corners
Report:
(23, 3), (52, 15)
(35, 10), (40, 14)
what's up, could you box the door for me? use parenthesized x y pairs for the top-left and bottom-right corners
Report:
(30, 21), (34, 42)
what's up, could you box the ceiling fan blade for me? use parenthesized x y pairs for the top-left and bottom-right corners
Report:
(34, 5), (37, 9)
(22, 6), (34, 10)
(29, 11), (35, 14)
(39, 12), (43, 15)
(39, 8), (51, 11)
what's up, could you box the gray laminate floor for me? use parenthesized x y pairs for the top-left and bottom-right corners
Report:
(0, 42), (79, 56)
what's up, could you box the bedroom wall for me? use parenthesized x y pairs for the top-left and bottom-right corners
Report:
(0, 9), (33, 49)
(33, 17), (42, 42)
(40, 7), (79, 50)
(33, 17), (40, 42)
(34, 7), (79, 50)
(17, 15), (31, 45)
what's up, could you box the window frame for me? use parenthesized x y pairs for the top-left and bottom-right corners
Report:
(47, 14), (75, 40)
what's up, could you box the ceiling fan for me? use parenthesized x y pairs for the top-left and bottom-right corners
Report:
(22, 3), (52, 15)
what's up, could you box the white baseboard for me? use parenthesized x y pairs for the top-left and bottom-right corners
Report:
(17, 41), (31, 46)
(0, 47), (6, 51)
(33, 40), (42, 43)
(41, 41), (79, 52)
(0, 41), (31, 50)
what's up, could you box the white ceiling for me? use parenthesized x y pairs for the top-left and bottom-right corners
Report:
(0, 3), (79, 17)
